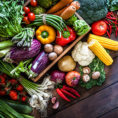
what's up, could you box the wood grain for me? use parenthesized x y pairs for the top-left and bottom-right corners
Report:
(50, 82), (118, 118)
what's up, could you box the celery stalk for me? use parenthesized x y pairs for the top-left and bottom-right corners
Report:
(0, 48), (11, 58)
(0, 40), (13, 50)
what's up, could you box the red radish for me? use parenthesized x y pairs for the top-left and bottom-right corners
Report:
(92, 20), (107, 36)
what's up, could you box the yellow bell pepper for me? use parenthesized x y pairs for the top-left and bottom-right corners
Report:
(36, 25), (56, 44)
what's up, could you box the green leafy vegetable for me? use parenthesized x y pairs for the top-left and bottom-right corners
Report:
(66, 15), (77, 26)
(73, 20), (90, 36)
(10, 59), (32, 78)
(76, 0), (108, 24)
(107, 0), (118, 11)
(0, 99), (24, 118)
(12, 28), (34, 48)
(0, 0), (24, 38)
(79, 57), (105, 89)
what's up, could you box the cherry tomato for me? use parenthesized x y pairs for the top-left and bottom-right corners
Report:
(23, 7), (30, 14)
(92, 20), (107, 36)
(30, 0), (37, 7)
(28, 12), (35, 22)
(23, 16), (30, 24)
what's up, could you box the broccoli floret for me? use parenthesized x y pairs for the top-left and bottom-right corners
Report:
(75, 0), (108, 24)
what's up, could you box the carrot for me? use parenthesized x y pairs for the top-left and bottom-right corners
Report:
(53, 7), (67, 15)
(53, 1), (80, 16)
(60, 6), (76, 20)
(47, 0), (73, 14)
(70, 1), (80, 10)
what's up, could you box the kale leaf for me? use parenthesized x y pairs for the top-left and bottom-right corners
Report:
(79, 57), (105, 89)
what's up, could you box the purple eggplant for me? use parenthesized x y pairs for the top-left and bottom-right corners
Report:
(29, 51), (49, 78)
(4, 39), (41, 63)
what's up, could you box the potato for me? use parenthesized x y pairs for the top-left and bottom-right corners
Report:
(58, 55), (76, 72)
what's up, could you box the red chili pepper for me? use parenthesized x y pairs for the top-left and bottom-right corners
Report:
(56, 88), (70, 102)
(115, 27), (118, 37)
(60, 88), (76, 99)
(62, 85), (80, 97)
(109, 25), (112, 36)
(107, 31), (110, 38)
(106, 16), (116, 20)
(16, 85), (24, 91)
(9, 90), (18, 100)
(56, 26), (76, 46)
(0, 75), (5, 83)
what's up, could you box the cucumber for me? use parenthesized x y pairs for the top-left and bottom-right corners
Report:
(5, 100), (33, 114)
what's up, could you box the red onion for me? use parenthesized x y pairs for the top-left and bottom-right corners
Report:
(51, 70), (65, 84)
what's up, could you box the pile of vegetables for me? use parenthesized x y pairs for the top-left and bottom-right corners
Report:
(1, 0), (118, 117)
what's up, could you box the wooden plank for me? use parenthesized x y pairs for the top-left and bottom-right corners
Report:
(50, 82), (118, 118)
(99, 107), (118, 118)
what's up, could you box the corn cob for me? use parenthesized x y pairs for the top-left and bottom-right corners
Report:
(88, 34), (118, 51)
(88, 39), (113, 66)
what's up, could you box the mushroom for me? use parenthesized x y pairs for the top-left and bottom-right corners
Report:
(44, 44), (53, 53)
(92, 71), (100, 79)
(54, 45), (63, 55)
(82, 74), (90, 83)
(48, 52), (57, 61)
(82, 67), (91, 74)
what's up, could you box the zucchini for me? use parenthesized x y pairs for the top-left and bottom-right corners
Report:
(5, 100), (33, 114)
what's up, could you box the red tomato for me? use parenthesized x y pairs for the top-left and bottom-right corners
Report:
(23, 7), (30, 14)
(9, 90), (18, 100)
(92, 20), (107, 36)
(23, 16), (30, 24)
(28, 12), (35, 22)
(30, 0), (37, 7)
(16, 85), (24, 91)
(21, 96), (27, 102)
(65, 71), (81, 87)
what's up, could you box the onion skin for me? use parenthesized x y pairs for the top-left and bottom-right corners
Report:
(51, 70), (65, 84)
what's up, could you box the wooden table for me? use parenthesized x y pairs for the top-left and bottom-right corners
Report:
(34, 34), (118, 118)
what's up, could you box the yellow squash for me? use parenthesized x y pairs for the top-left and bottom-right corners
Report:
(88, 39), (113, 66)
(88, 34), (118, 51)
(36, 25), (56, 44)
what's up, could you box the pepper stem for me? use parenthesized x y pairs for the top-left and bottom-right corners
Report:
(41, 31), (49, 38)
(62, 31), (70, 38)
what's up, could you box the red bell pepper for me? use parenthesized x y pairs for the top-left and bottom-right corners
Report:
(56, 26), (76, 46)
